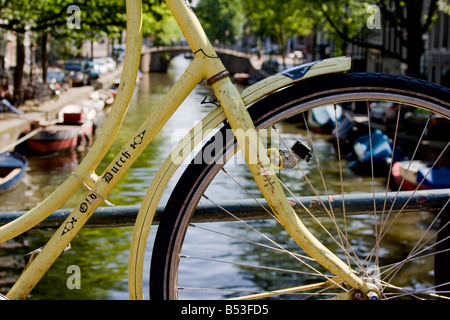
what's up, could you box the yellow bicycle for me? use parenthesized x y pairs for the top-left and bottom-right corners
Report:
(1, 0), (450, 300)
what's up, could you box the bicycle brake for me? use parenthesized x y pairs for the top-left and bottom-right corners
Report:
(268, 141), (312, 170)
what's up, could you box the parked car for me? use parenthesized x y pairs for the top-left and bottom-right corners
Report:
(46, 67), (70, 93)
(65, 60), (92, 86)
(85, 61), (101, 79)
(93, 58), (109, 75)
(113, 44), (126, 63)
(64, 60), (100, 86)
(261, 59), (280, 74)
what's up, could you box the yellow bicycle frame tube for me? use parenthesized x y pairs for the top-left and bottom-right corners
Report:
(127, 58), (354, 299)
(5, 0), (143, 299)
(128, 0), (378, 299)
(0, 0), (142, 243)
(5, 0), (378, 299)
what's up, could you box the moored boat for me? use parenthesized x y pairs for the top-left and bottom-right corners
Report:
(27, 121), (93, 154)
(307, 104), (342, 133)
(90, 89), (115, 106)
(0, 152), (28, 193)
(331, 113), (368, 155)
(392, 160), (450, 190)
(58, 104), (96, 123)
(26, 106), (94, 154)
(348, 129), (406, 176)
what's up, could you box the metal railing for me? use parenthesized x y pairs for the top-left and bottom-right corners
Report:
(1, 189), (448, 229)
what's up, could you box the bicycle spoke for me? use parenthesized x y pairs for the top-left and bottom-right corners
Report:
(332, 104), (351, 265)
(180, 254), (329, 279)
(377, 114), (432, 236)
(382, 281), (450, 300)
(153, 73), (450, 300)
(200, 194), (334, 282)
(278, 118), (364, 272)
(187, 223), (315, 262)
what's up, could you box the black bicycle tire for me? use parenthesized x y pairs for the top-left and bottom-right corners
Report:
(150, 72), (450, 300)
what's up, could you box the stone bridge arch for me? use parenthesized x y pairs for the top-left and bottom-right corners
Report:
(140, 46), (264, 79)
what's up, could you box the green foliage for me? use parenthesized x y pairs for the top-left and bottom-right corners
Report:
(317, 0), (370, 55)
(0, 0), (183, 96)
(195, 0), (245, 44)
(142, 2), (183, 46)
(242, 0), (314, 39)
(0, 0), (181, 44)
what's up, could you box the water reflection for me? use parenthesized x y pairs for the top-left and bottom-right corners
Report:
(0, 55), (441, 300)
(1, 55), (216, 299)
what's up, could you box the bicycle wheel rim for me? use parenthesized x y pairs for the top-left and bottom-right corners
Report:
(151, 73), (450, 300)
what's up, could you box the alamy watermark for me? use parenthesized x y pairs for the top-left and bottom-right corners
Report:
(66, 265), (81, 289)
(171, 125), (281, 163)
(67, 5), (81, 30)
(170, 124), (287, 175)
(367, 4), (381, 30)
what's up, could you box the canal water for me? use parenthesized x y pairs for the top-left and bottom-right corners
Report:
(0, 55), (233, 299)
(0, 55), (435, 299)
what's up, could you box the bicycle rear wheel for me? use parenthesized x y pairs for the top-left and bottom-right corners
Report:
(151, 73), (450, 300)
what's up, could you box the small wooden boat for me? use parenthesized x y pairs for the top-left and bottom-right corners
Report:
(307, 104), (342, 133)
(27, 121), (93, 154)
(58, 104), (96, 123)
(27, 107), (94, 154)
(0, 152), (28, 193)
(90, 89), (115, 106)
(392, 160), (450, 190)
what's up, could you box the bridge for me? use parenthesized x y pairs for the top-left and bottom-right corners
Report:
(140, 45), (265, 79)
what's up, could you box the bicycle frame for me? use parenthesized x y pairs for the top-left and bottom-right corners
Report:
(1, 0), (378, 300)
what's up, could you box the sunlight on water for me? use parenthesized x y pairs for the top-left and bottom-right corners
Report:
(0, 55), (435, 300)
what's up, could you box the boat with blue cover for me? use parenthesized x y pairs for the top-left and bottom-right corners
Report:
(0, 152), (28, 193)
(348, 129), (406, 176)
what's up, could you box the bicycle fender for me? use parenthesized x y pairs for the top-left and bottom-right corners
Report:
(241, 56), (351, 105)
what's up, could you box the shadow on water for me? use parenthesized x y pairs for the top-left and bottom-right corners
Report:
(1, 55), (214, 299)
(0, 55), (438, 299)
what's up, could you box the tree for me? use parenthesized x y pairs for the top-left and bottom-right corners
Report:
(316, 0), (444, 77)
(315, 0), (368, 56)
(0, 0), (180, 101)
(242, 0), (315, 67)
(0, 0), (69, 98)
(142, 2), (183, 46)
(195, 0), (245, 45)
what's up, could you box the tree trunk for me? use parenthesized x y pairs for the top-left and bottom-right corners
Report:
(276, 28), (287, 69)
(41, 32), (48, 83)
(13, 33), (25, 104)
(404, 38), (424, 78)
(404, 4), (425, 78)
(312, 29), (317, 61)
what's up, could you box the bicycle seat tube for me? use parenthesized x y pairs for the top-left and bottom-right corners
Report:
(166, 0), (379, 298)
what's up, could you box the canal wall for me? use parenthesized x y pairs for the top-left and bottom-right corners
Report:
(0, 65), (123, 153)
